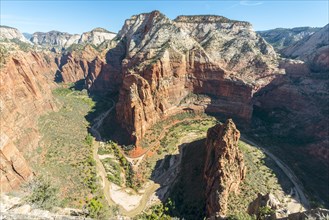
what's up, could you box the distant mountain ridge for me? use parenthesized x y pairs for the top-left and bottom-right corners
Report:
(258, 26), (321, 50)
(281, 24), (329, 72)
(0, 25), (31, 44)
(0, 25), (117, 49)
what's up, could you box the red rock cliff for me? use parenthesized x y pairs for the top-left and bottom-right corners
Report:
(0, 50), (58, 192)
(111, 11), (280, 146)
(204, 119), (246, 218)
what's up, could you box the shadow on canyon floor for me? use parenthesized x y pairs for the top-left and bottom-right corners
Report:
(248, 69), (329, 208)
(150, 139), (207, 220)
(81, 86), (132, 145)
(148, 135), (301, 219)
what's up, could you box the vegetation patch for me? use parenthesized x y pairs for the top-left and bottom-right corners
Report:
(137, 114), (217, 184)
(31, 85), (111, 218)
(227, 141), (292, 217)
(98, 141), (135, 188)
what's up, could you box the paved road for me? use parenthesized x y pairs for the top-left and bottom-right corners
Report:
(240, 136), (310, 210)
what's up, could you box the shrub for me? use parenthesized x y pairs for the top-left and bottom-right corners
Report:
(258, 206), (274, 219)
(85, 197), (104, 218)
(24, 176), (60, 210)
(85, 133), (93, 147)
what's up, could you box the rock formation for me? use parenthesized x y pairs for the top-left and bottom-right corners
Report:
(248, 193), (282, 219)
(253, 28), (329, 205)
(281, 24), (329, 72)
(0, 47), (58, 192)
(78, 28), (116, 46)
(204, 119), (246, 218)
(258, 27), (320, 50)
(0, 30), (118, 191)
(107, 11), (281, 146)
(0, 26), (32, 44)
(30, 31), (80, 49)
(287, 208), (329, 220)
(30, 28), (116, 49)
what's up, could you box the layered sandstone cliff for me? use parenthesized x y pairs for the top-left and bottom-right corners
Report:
(0, 48), (58, 192)
(30, 31), (79, 49)
(30, 28), (116, 49)
(108, 11), (280, 146)
(78, 28), (116, 46)
(253, 58), (329, 205)
(204, 119), (246, 218)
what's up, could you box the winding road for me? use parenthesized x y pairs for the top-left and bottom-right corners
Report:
(240, 136), (310, 210)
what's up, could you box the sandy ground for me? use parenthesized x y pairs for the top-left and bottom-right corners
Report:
(109, 184), (143, 212)
(98, 154), (114, 160)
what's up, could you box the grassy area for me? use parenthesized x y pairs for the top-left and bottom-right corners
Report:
(141, 112), (208, 148)
(227, 141), (292, 216)
(162, 138), (291, 219)
(137, 114), (217, 183)
(98, 141), (135, 188)
(102, 158), (122, 186)
(27, 85), (111, 218)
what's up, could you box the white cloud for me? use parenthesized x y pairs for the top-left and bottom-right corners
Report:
(240, 1), (264, 6)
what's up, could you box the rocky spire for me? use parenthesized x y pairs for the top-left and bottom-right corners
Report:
(204, 119), (246, 218)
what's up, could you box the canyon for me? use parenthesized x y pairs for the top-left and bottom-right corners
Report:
(0, 10), (328, 219)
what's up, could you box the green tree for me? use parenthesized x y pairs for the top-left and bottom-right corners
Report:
(24, 176), (59, 210)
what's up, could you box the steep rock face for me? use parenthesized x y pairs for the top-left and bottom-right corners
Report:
(204, 119), (246, 218)
(281, 24), (329, 72)
(79, 28), (116, 46)
(58, 45), (106, 83)
(111, 11), (280, 145)
(30, 28), (116, 49)
(0, 50), (58, 192)
(253, 58), (329, 205)
(254, 58), (329, 164)
(248, 193), (282, 219)
(0, 26), (31, 44)
(258, 27), (320, 50)
(30, 31), (80, 48)
(55, 41), (122, 92)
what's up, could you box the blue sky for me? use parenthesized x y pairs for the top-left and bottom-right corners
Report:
(1, 1), (328, 34)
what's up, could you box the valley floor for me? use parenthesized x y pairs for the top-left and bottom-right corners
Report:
(89, 100), (308, 219)
(5, 84), (308, 219)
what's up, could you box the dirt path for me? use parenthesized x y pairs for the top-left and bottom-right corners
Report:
(89, 99), (159, 217)
(90, 102), (309, 217)
(240, 136), (310, 210)
(90, 104), (205, 217)
(115, 133), (202, 217)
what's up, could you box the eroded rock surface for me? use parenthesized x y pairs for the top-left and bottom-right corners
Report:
(0, 26), (31, 44)
(281, 24), (329, 72)
(0, 50), (58, 192)
(204, 119), (246, 218)
(109, 11), (281, 146)
(258, 27), (320, 50)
